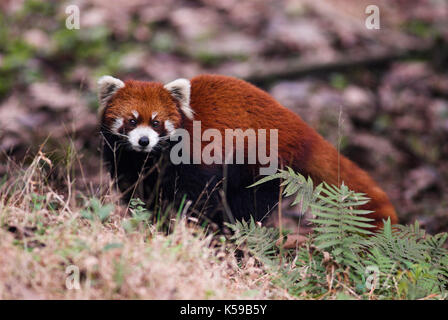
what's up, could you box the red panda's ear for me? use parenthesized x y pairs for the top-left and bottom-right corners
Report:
(164, 78), (194, 120)
(97, 75), (125, 118)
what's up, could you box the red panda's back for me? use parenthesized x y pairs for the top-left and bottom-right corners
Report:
(190, 74), (302, 129)
(189, 74), (318, 169)
(188, 74), (398, 227)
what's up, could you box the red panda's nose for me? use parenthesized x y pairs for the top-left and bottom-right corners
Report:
(138, 136), (149, 147)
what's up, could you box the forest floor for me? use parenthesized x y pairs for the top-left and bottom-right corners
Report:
(0, 0), (447, 299)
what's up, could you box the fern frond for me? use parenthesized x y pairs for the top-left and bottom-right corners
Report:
(226, 217), (280, 265)
(249, 167), (321, 213)
(238, 168), (448, 299)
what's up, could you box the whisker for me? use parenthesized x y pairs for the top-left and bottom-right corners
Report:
(100, 125), (128, 139)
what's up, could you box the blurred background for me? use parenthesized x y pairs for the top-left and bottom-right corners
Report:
(0, 0), (447, 232)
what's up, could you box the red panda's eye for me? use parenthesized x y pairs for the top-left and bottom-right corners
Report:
(152, 120), (160, 128)
(129, 119), (137, 127)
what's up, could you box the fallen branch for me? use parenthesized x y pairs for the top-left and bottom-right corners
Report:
(245, 45), (435, 86)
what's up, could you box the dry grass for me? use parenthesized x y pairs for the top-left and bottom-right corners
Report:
(0, 149), (292, 300)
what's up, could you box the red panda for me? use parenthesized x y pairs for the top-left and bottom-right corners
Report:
(98, 74), (398, 229)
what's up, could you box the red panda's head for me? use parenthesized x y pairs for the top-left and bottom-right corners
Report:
(98, 76), (193, 153)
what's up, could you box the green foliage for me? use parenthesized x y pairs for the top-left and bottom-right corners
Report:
(403, 20), (437, 38)
(81, 197), (114, 223)
(227, 217), (280, 266)
(231, 168), (448, 299)
(22, 0), (55, 17)
(330, 73), (348, 90)
(249, 167), (320, 213)
(122, 198), (152, 233)
(150, 31), (177, 53)
(310, 182), (374, 273)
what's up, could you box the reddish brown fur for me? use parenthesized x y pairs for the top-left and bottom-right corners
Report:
(104, 80), (181, 133)
(187, 75), (397, 227)
(103, 74), (398, 228)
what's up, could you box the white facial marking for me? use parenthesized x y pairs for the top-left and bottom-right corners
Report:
(128, 126), (160, 152)
(131, 110), (139, 118)
(152, 112), (158, 120)
(164, 120), (175, 136)
(111, 117), (124, 134)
